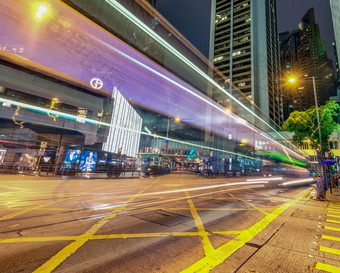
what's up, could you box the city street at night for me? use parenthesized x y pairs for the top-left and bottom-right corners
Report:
(1, 173), (339, 272)
(1, 0), (340, 272)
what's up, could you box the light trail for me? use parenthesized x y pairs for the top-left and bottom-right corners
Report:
(246, 177), (284, 182)
(105, 0), (306, 158)
(130, 181), (269, 197)
(279, 178), (314, 186)
(119, 185), (267, 212)
(0, 97), (260, 161)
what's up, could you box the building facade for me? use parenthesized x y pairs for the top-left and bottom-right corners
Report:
(280, 30), (301, 120)
(293, 8), (334, 111)
(330, 0), (340, 70)
(210, 0), (283, 126)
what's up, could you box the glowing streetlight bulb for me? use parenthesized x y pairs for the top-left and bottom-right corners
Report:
(174, 117), (181, 122)
(288, 77), (296, 83)
(38, 4), (48, 14)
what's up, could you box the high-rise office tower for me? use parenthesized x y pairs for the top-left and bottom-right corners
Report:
(293, 8), (334, 111)
(330, 0), (340, 66)
(210, 0), (283, 126)
(280, 30), (301, 120)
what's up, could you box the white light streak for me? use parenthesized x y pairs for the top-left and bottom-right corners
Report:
(280, 178), (314, 186)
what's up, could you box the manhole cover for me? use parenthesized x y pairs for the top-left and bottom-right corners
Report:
(131, 210), (192, 227)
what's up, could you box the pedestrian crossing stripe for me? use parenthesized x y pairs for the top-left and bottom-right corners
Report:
(326, 219), (340, 224)
(319, 246), (340, 256)
(324, 226), (340, 232)
(316, 262), (340, 273)
(321, 235), (340, 242)
(327, 210), (340, 214)
(327, 214), (340, 218)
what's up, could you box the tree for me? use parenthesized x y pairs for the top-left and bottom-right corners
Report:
(282, 101), (339, 153)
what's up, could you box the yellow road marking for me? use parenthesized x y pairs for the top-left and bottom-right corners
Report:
(212, 231), (241, 236)
(324, 226), (340, 232)
(327, 214), (340, 218)
(328, 210), (340, 214)
(151, 207), (274, 211)
(315, 262), (340, 273)
(0, 231), (242, 244)
(182, 180), (214, 256)
(33, 178), (160, 273)
(320, 246), (340, 256)
(327, 219), (340, 224)
(226, 192), (268, 216)
(181, 190), (310, 272)
(329, 205), (340, 209)
(198, 197), (236, 200)
(322, 235), (340, 242)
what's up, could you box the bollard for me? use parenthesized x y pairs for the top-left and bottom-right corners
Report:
(316, 178), (325, 200)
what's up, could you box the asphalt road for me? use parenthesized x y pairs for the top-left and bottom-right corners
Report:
(0, 173), (314, 273)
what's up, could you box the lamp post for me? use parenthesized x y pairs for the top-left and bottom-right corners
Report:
(288, 76), (326, 189)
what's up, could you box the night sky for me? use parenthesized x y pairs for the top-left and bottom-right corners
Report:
(157, 0), (335, 64)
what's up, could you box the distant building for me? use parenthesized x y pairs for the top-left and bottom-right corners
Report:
(209, 0), (283, 125)
(293, 8), (334, 111)
(330, 0), (340, 71)
(280, 30), (301, 120)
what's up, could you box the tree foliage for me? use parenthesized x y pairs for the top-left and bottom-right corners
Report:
(282, 101), (339, 151)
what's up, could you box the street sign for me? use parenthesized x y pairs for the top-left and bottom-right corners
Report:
(38, 148), (46, 156)
(40, 141), (47, 148)
(322, 160), (337, 165)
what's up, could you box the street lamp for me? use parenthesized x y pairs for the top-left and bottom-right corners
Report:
(288, 76), (325, 182)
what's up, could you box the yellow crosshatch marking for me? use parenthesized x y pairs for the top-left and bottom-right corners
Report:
(180, 191), (310, 272)
(0, 178), (311, 273)
(0, 231), (243, 243)
(226, 192), (269, 216)
(181, 179), (214, 256)
(32, 178), (161, 273)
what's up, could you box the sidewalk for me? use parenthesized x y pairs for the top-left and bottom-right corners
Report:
(235, 187), (340, 273)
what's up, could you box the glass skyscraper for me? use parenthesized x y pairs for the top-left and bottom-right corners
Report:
(330, 0), (340, 68)
(210, 0), (283, 125)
